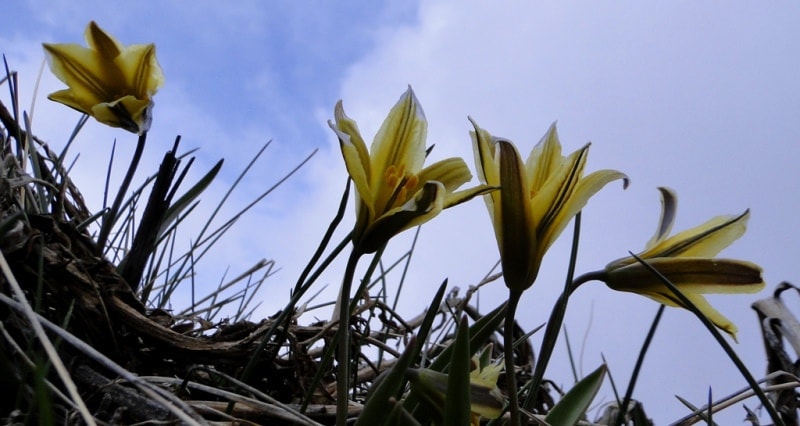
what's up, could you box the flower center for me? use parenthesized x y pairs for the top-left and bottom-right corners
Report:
(382, 164), (419, 212)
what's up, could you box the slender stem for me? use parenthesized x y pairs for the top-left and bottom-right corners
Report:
(97, 131), (147, 253)
(336, 249), (362, 426)
(522, 212), (582, 411)
(504, 289), (523, 426)
(293, 178), (350, 295)
(615, 304), (664, 426)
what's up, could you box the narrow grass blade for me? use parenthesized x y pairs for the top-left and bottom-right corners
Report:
(443, 316), (472, 426)
(355, 336), (419, 426)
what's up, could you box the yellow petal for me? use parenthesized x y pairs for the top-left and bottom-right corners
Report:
(644, 210), (749, 259)
(469, 118), (503, 247)
(46, 89), (88, 114)
(411, 139), (495, 210)
(645, 187), (678, 249)
(607, 258), (764, 292)
(90, 95), (150, 133)
(634, 288), (740, 340)
(525, 122), (563, 193)
(117, 44), (164, 98)
(370, 87), (427, 187)
(417, 157), (472, 193)
(529, 142), (589, 243)
(443, 185), (497, 209)
(497, 140), (537, 289)
(684, 292), (739, 341)
(44, 42), (111, 106)
(85, 20), (122, 57)
(469, 117), (501, 188)
(538, 167), (628, 255)
(358, 181), (444, 253)
(330, 102), (373, 214)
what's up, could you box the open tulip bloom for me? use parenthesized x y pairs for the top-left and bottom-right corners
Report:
(471, 119), (628, 292)
(471, 119), (627, 424)
(43, 21), (164, 134)
(329, 87), (493, 425)
(330, 87), (493, 254)
(602, 187), (765, 340)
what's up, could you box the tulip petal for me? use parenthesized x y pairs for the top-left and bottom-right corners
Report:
(469, 118), (503, 239)
(371, 87), (427, 191)
(530, 142), (589, 239)
(117, 44), (164, 97)
(540, 167), (628, 254)
(646, 210), (749, 259)
(44, 43), (111, 105)
(607, 258), (764, 293)
(330, 108), (373, 215)
(417, 157), (472, 193)
(645, 187), (678, 249)
(640, 287), (739, 339)
(359, 181), (444, 253)
(525, 122), (563, 193)
(86, 20), (122, 57)
(91, 95), (149, 133)
(498, 140), (536, 289)
(444, 185), (497, 209)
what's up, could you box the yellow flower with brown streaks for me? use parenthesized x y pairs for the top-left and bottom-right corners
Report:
(603, 187), (765, 341)
(43, 21), (164, 134)
(471, 119), (628, 291)
(330, 87), (493, 254)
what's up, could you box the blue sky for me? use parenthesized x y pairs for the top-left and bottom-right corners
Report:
(4, 1), (800, 423)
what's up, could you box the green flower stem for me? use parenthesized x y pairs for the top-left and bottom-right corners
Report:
(294, 179), (350, 295)
(337, 248), (363, 426)
(504, 289), (523, 426)
(522, 212), (588, 411)
(615, 304), (664, 426)
(97, 131), (147, 253)
(520, 268), (606, 412)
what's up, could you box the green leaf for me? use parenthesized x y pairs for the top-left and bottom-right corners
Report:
(430, 302), (507, 373)
(356, 336), (419, 426)
(545, 364), (607, 426)
(160, 159), (223, 238)
(443, 316), (471, 426)
(408, 301), (507, 423)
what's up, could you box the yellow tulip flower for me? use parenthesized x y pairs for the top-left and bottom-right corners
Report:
(330, 87), (493, 254)
(43, 21), (164, 134)
(471, 119), (628, 291)
(603, 187), (765, 340)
